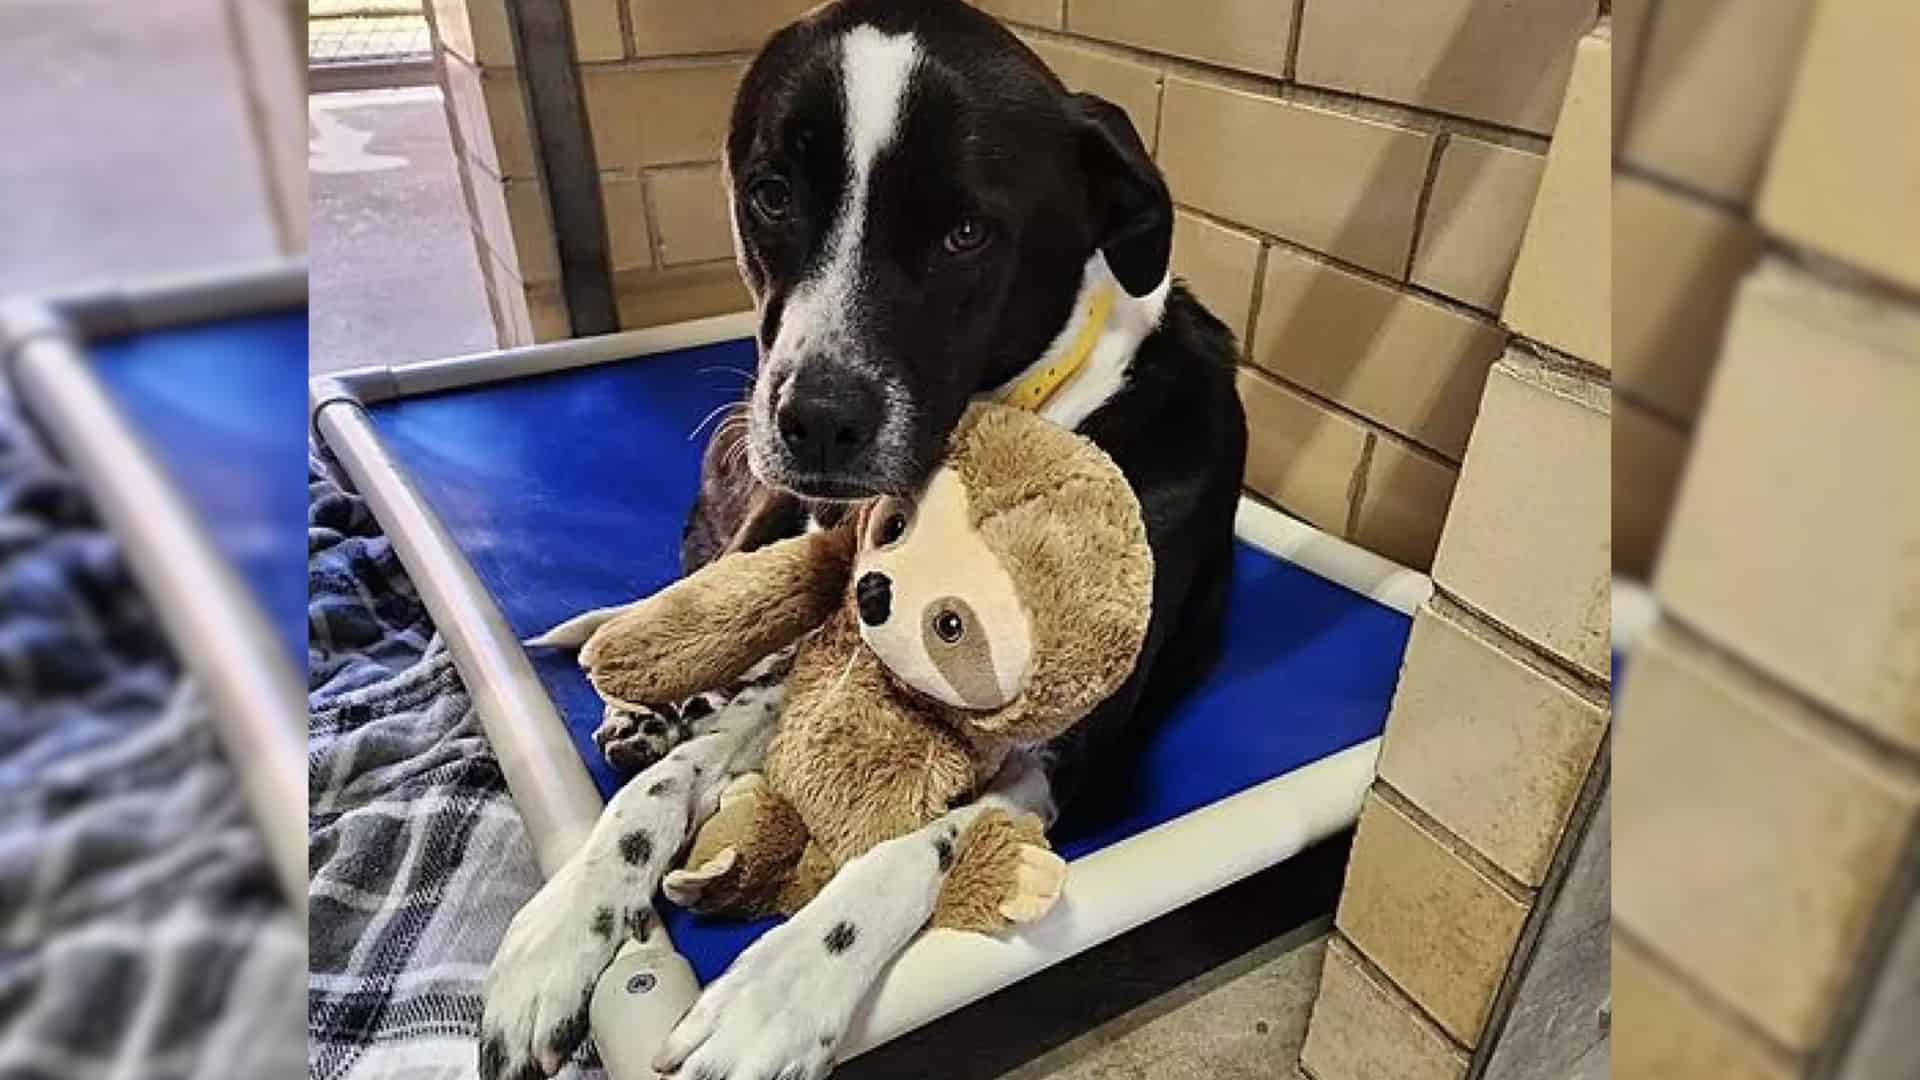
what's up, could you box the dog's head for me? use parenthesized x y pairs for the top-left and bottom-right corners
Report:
(725, 0), (1171, 500)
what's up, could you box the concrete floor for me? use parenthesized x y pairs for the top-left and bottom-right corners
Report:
(844, 838), (1352, 1080)
(310, 87), (497, 373)
(0, 0), (279, 296)
(998, 929), (1327, 1080)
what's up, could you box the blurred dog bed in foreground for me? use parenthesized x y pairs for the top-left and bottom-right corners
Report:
(0, 398), (302, 1078)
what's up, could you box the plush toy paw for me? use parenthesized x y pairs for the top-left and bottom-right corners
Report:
(662, 774), (758, 906)
(662, 773), (808, 916)
(998, 842), (1067, 923)
(663, 846), (739, 907)
(929, 808), (1067, 934)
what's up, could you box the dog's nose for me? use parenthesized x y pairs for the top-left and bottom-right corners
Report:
(856, 571), (892, 626)
(776, 363), (881, 474)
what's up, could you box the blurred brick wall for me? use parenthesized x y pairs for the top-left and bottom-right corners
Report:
(1614, 0), (1920, 1076)
(1610, 0), (1802, 578)
(1298, 24), (1612, 1080)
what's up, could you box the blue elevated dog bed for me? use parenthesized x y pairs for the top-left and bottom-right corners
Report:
(362, 331), (1412, 981)
(313, 313), (1424, 1067)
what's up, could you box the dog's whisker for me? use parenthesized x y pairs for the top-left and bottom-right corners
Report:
(687, 400), (744, 443)
(698, 365), (758, 391)
(723, 433), (751, 476)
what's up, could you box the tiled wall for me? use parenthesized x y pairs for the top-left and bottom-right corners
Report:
(426, 0), (1597, 571)
(1614, 0), (1920, 1075)
(1298, 25), (1612, 1080)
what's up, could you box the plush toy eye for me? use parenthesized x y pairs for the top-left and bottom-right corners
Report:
(880, 512), (907, 545)
(933, 609), (965, 643)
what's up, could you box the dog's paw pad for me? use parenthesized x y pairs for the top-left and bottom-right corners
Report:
(998, 844), (1067, 923)
(593, 702), (688, 773)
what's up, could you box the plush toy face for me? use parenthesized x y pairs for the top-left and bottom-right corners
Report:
(851, 467), (1034, 711)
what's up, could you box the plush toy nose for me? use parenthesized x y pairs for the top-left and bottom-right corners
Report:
(856, 571), (892, 626)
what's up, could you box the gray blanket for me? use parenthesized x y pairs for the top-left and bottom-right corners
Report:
(0, 402), (304, 1079)
(306, 452), (551, 1080)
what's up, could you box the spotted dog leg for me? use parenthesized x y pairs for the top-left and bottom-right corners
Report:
(479, 696), (779, 1080)
(654, 750), (1059, 1080)
(593, 648), (795, 775)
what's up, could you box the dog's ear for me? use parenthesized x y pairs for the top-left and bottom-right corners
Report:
(1068, 93), (1172, 298)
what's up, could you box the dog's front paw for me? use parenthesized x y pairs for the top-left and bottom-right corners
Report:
(593, 701), (690, 773)
(480, 863), (647, 1079)
(652, 917), (850, 1080)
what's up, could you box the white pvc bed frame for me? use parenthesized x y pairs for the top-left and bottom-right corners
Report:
(310, 312), (1433, 1074)
(0, 260), (308, 914)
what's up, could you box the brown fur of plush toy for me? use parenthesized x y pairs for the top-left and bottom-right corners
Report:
(577, 403), (1152, 933)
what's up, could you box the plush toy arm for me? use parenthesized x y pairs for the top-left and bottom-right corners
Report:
(929, 809), (1063, 933)
(583, 524), (855, 706)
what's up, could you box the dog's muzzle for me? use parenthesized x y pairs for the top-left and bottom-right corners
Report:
(774, 361), (882, 476)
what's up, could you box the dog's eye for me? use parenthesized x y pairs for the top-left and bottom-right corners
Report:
(933, 609), (965, 643)
(748, 177), (793, 223)
(880, 512), (907, 546)
(943, 217), (991, 254)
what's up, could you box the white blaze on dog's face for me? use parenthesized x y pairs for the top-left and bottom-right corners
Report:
(722, 1), (1174, 500)
(851, 469), (1032, 711)
(742, 26), (923, 499)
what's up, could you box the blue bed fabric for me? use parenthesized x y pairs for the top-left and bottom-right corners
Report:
(367, 337), (1410, 983)
(89, 311), (311, 671)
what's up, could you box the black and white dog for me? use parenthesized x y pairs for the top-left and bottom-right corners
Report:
(481, 2), (1246, 1077)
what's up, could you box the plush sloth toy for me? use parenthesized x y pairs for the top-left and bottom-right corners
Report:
(577, 402), (1153, 933)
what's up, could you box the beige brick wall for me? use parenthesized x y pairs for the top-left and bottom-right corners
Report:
(1301, 25), (1612, 1080)
(1614, 0), (1920, 1074)
(427, 1), (755, 347)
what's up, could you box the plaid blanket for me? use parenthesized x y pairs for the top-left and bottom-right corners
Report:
(306, 451), (550, 1080)
(0, 399), (304, 1079)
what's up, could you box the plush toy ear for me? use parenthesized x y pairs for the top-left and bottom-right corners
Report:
(1068, 92), (1172, 298)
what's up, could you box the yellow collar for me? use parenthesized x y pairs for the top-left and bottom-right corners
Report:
(999, 284), (1115, 412)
